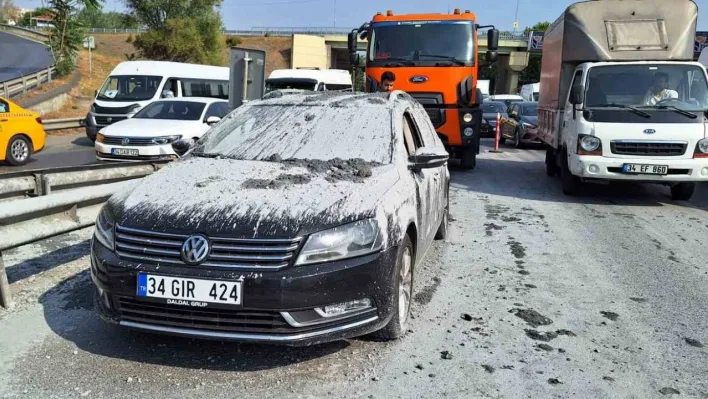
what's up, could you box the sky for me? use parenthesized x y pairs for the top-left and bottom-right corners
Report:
(13, 0), (708, 31)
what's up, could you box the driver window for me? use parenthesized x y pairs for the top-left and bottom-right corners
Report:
(317, 82), (325, 91)
(689, 71), (708, 108)
(0, 100), (8, 113)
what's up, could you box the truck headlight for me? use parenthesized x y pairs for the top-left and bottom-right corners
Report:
(295, 219), (383, 266)
(463, 127), (474, 137)
(579, 134), (601, 153)
(463, 113), (473, 123)
(95, 207), (115, 250)
(697, 138), (708, 154)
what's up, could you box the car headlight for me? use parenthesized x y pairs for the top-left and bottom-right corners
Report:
(463, 113), (473, 123)
(95, 207), (115, 250)
(152, 135), (182, 145)
(126, 104), (142, 116)
(579, 134), (601, 152)
(697, 138), (708, 153)
(295, 219), (383, 266)
(96, 133), (105, 143)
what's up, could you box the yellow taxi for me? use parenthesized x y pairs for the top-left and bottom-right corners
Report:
(0, 96), (46, 166)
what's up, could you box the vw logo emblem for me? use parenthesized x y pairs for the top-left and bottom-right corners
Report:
(409, 75), (429, 84)
(122, 138), (130, 145)
(643, 129), (656, 134)
(181, 235), (210, 265)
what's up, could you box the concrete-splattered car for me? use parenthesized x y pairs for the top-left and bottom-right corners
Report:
(90, 90), (450, 345)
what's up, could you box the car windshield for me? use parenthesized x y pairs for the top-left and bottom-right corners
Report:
(192, 104), (393, 164)
(368, 21), (475, 66)
(482, 103), (506, 114)
(97, 75), (162, 102)
(521, 105), (538, 116)
(584, 64), (708, 111)
(133, 101), (206, 121)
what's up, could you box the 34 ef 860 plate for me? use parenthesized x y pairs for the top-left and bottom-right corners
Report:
(622, 163), (668, 175)
(137, 273), (242, 305)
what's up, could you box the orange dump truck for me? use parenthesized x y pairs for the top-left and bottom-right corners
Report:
(348, 9), (499, 169)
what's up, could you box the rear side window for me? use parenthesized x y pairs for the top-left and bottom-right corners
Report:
(0, 100), (9, 113)
(181, 79), (229, 99)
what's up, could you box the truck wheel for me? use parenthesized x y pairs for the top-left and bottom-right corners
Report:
(545, 147), (559, 177)
(374, 234), (414, 341)
(560, 148), (581, 196)
(5, 135), (32, 166)
(670, 182), (695, 201)
(461, 146), (476, 170)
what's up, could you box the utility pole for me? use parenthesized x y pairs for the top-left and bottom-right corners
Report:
(333, 0), (336, 28)
(513, 0), (520, 32)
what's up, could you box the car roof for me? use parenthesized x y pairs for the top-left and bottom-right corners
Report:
(257, 89), (409, 110)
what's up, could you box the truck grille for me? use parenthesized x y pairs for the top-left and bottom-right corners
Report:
(102, 136), (156, 146)
(610, 141), (687, 156)
(95, 115), (127, 126)
(115, 225), (302, 270)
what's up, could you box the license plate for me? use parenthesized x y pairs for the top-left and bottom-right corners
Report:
(112, 148), (139, 156)
(137, 274), (242, 305)
(622, 164), (668, 175)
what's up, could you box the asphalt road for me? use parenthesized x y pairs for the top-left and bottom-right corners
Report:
(0, 31), (54, 83)
(1, 140), (707, 398)
(0, 133), (99, 174)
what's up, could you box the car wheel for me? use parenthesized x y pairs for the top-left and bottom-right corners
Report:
(5, 135), (32, 166)
(374, 234), (414, 341)
(670, 182), (695, 201)
(514, 128), (523, 149)
(560, 148), (581, 196)
(545, 146), (559, 177)
(460, 146), (476, 170)
(435, 193), (449, 240)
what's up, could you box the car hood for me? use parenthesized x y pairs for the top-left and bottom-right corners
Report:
(101, 118), (201, 137)
(521, 115), (538, 126)
(107, 156), (400, 238)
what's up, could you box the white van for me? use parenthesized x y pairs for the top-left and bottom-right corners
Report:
(85, 61), (230, 141)
(489, 94), (524, 108)
(264, 69), (353, 93)
(478, 79), (490, 100)
(520, 83), (540, 102)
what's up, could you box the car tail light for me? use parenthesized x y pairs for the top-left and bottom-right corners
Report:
(36, 117), (43, 125)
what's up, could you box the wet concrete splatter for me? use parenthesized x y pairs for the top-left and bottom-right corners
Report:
(536, 344), (554, 352)
(484, 223), (504, 236)
(684, 338), (704, 348)
(659, 387), (681, 395)
(601, 311), (619, 321)
(481, 365), (495, 373)
(512, 308), (553, 328)
(547, 378), (563, 385)
(508, 238), (526, 259)
(630, 297), (647, 303)
(525, 330), (558, 342)
(414, 277), (441, 305)
(241, 174), (313, 189)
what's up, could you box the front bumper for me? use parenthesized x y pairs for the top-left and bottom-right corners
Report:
(90, 238), (398, 346)
(570, 154), (708, 182)
(95, 141), (178, 162)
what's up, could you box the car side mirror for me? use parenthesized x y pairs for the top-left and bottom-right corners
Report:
(205, 116), (221, 125)
(570, 84), (584, 105)
(408, 147), (449, 171)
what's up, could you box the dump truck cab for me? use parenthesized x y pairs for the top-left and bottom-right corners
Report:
(349, 9), (499, 169)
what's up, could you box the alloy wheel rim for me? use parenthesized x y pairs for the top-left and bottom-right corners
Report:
(398, 247), (413, 328)
(11, 140), (29, 162)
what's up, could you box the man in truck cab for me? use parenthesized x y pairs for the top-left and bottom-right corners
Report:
(380, 71), (396, 92)
(644, 72), (678, 105)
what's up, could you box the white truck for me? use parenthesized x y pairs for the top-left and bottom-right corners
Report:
(539, 0), (708, 200)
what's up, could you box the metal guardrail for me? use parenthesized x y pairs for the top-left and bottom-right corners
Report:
(0, 67), (56, 99)
(43, 117), (84, 131)
(0, 23), (50, 42)
(0, 161), (168, 308)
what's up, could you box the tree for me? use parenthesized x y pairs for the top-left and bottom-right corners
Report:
(125, 0), (225, 65)
(0, 0), (18, 23)
(518, 22), (551, 86)
(524, 21), (551, 35)
(48, 0), (100, 76)
(17, 6), (53, 26)
(77, 8), (139, 29)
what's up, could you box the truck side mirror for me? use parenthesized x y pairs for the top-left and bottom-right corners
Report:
(487, 29), (500, 51)
(486, 50), (498, 63)
(348, 31), (359, 65)
(570, 84), (584, 105)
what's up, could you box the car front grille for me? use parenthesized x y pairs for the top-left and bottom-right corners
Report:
(610, 141), (687, 156)
(102, 136), (156, 146)
(95, 115), (127, 126)
(115, 225), (302, 270)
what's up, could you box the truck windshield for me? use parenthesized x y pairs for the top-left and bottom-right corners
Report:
(97, 75), (162, 102)
(584, 64), (708, 112)
(368, 20), (475, 66)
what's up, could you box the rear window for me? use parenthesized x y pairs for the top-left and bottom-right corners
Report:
(482, 103), (506, 113)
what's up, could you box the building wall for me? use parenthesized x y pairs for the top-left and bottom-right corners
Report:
(291, 34), (327, 69)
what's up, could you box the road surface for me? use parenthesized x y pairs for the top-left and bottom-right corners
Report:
(0, 133), (99, 174)
(1, 140), (706, 398)
(0, 31), (54, 83)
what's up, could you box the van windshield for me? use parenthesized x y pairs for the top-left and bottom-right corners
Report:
(265, 79), (317, 93)
(97, 75), (162, 102)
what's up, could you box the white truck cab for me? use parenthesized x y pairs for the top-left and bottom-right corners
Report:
(540, 0), (708, 201)
(264, 69), (353, 93)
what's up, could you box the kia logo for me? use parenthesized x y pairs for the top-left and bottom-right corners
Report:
(181, 235), (210, 265)
(409, 76), (429, 84)
(643, 129), (656, 134)
(122, 138), (130, 145)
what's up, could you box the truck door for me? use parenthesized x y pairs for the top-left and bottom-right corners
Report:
(562, 70), (584, 150)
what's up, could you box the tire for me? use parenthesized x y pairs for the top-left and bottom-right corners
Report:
(514, 128), (523, 149)
(460, 146), (476, 170)
(5, 135), (32, 166)
(545, 146), (559, 177)
(560, 148), (581, 196)
(374, 234), (414, 341)
(435, 191), (449, 240)
(670, 182), (695, 201)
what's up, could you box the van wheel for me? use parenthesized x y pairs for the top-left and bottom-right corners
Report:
(5, 135), (32, 166)
(460, 146), (476, 170)
(374, 234), (414, 341)
(560, 148), (581, 196)
(545, 147), (559, 177)
(670, 182), (695, 201)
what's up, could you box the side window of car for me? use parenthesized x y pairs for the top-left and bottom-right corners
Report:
(317, 82), (325, 91)
(411, 106), (438, 147)
(204, 103), (225, 119)
(0, 100), (8, 113)
(162, 78), (179, 98)
(402, 112), (424, 157)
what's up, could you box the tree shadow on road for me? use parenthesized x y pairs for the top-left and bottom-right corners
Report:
(72, 137), (94, 147)
(39, 271), (350, 373)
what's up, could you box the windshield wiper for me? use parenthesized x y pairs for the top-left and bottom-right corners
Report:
(591, 103), (651, 118)
(379, 57), (415, 66)
(637, 105), (698, 119)
(419, 54), (466, 66)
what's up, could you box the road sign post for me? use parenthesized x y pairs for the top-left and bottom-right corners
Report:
(83, 36), (95, 75)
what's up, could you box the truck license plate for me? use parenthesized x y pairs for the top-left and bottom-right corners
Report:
(137, 273), (242, 306)
(112, 148), (139, 156)
(622, 164), (668, 175)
